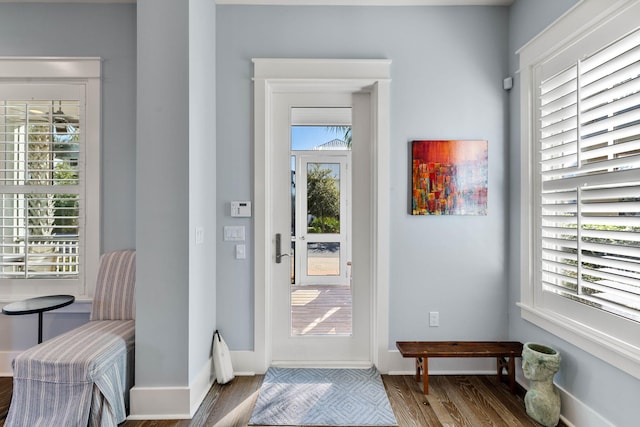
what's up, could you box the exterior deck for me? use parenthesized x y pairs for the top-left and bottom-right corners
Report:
(291, 284), (352, 335)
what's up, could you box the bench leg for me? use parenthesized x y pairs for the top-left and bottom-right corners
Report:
(415, 357), (429, 395)
(497, 357), (505, 384)
(508, 356), (516, 393)
(496, 356), (517, 394)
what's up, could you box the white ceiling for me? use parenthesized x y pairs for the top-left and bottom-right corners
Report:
(215, 0), (514, 4)
(0, 0), (514, 5)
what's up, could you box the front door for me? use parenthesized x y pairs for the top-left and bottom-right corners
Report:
(295, 153), (350, 287)
(271, 94), (370, 365)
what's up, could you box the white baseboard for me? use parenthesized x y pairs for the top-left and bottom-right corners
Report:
(271, 360), (374, 369)
(230, 350), (262, 375)
(128, 386), (192, 420)
(385, 348), (500, 375)
(128, 358), (214, 420)
(555, 383), (613, 427)
(189, 358), (215, 415)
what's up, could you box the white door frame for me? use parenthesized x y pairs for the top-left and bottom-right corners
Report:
(252, 58), (391, 373)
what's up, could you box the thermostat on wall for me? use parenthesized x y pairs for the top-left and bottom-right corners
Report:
(231, 201), (251, 217)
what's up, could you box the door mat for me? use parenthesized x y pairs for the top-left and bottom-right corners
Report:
(248, 367), (398, 426)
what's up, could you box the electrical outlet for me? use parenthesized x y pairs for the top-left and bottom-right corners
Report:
(429, 311), (439, 327)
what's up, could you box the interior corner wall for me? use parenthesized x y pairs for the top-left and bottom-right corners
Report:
(135, 0), (190, 406)
(188, 0), (217, 386)
(508, 1), (640, 426)
(135, 0), (218, 418)
(0, 2), (136, 362)
(216, 5), (511, 358)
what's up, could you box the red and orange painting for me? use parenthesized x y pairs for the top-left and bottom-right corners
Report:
(411, 140), (488, 215)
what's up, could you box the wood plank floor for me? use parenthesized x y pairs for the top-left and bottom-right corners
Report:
(0, 374), (566, 427)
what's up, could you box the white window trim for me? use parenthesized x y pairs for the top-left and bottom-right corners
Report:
(518, 0), (640, 380)
(0, 57), (101, 301)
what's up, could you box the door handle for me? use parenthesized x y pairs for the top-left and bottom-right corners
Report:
(275, 233), (290, 264)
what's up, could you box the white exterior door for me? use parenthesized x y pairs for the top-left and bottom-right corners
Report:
(271, 93), (370, 365)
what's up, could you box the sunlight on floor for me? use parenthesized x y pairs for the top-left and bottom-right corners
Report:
(291, 285), (352, 336)
(291, 289), (321, 306)
(213, 389), (260, 426)
(301, 307), (341, 335)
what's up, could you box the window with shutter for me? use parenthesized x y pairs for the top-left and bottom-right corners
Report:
(519, 0), (640, 379)
(540, 28), (640, 323)
(0, 59), (100, 298)
(0, 97), (82, 278)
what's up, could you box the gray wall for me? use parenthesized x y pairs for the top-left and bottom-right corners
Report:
(508, 1), (640, 426)
(137, 0), (190, 386)
(216, 5), (510, 350)
(187, 0), (217, 383)
(0, 2), (136, 352)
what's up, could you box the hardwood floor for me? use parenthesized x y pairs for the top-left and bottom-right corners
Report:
(0, 374), (565, 427)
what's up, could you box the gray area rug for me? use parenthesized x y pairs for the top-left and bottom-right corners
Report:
(249, 367), (398, 426)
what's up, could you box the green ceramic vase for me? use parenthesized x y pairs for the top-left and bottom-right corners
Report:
(522, 342), (561, 427)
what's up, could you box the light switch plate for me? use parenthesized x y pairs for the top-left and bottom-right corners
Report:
(223, 226), (245, 241)
(195, 226), (205, 245)
(236, 244), (246, 259)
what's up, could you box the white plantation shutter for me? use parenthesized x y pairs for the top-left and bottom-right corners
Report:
(539, 28), (640, 322)
(0, 86), (84, 279)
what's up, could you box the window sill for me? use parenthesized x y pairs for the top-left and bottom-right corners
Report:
(517, 302), (640, 380)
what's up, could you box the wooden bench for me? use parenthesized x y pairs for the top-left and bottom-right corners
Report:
(396, 341), (523, 395)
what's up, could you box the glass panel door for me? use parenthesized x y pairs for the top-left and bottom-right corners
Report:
(299, 158), (347, 286)
(289, 124), (352, 336)
(270, 92), (373, 365)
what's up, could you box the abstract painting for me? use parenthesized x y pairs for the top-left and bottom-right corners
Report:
(411, 140), (488, 215)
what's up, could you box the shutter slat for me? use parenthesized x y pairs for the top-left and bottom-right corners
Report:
(541, 66), (577, 95)
(581, 201), (640, 213)
(583, 253), (640, 274)
(581, 77), (640, 112)
(582, 228), (640, 243)
(540, 141), (577, 162)
(580, 122), (640, 148)
(542, 116), (578, 136)
(542, 247), (578, 262)
(541, 214), (578, 225)
(540, 128), (578, 148)
(541, 103), (577, 127)
(542, 167), (639, 191)
(581, 107), (640, 137)
(581, 90), (640, 124)
(581, 241), (640, 259)
(581, 138), (640, 163)
(583, 268), (640, 290)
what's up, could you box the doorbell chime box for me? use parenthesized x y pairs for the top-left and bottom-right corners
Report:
(231, 201), (251, 217)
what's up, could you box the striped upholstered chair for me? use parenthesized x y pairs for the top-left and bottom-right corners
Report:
(5, 250), (136, 427)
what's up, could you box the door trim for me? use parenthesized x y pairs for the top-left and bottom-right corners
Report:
(252, 58), (391, 373)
